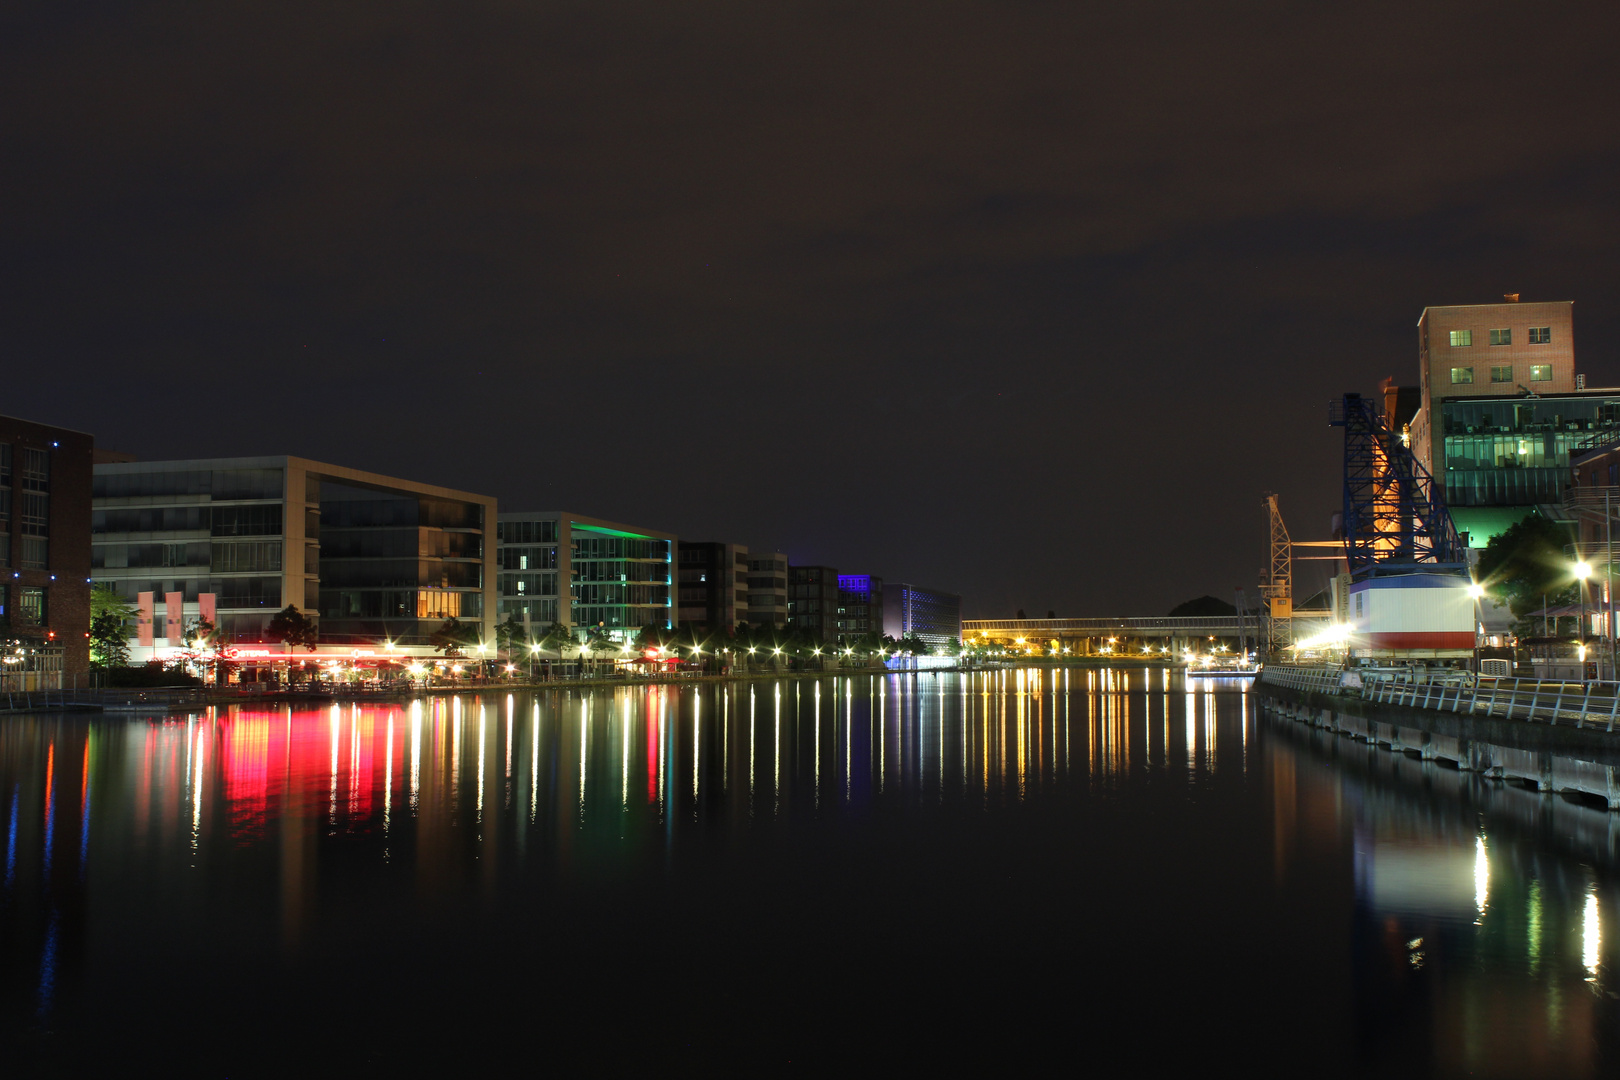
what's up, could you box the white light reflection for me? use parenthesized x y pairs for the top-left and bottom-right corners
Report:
(330, 705), (341, 826)
(530, 702), (540, 825)
(1474, 835), (1489, 922)
(578, 701), (588, 825)
(477, 704), (487, 822)
(814, 681), (821, 810)
(1584, 890), (1601, 981)
(190, 726), (204, 852)
(410, 702), (422, 812)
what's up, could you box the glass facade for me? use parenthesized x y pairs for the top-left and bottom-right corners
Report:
(883, 584), (963, 645)
(496, 514), (673, 641)
(93, 459), (494, 648)
(315, 480), (485, 643)
(1440, 394), (1620, 506)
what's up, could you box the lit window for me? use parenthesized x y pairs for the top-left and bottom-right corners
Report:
(1489, 328), (1511, 345)
(1530, 365), (1553, 382)
(1450, 367), (1474, 384)
(1490, 365), (1513, 383)
(1529, 326), (1552, 344)
(1449, 329), (1473, 347)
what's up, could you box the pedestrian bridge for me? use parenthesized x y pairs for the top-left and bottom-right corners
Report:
(963, 614), (1332, 653)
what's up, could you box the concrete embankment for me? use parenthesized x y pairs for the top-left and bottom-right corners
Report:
(1258, 681), (1620, 809)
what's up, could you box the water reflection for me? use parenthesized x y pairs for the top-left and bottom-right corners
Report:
(1268, 713), (1620, 1077)
(3, 668), (1616, 1073)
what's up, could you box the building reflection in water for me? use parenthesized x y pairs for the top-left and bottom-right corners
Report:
(3, 669), (1615, 1073)
(1267, 713), (1620, 1078)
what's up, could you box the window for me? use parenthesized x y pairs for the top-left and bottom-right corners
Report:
(1490, 365), (1513, 383)
(1449, 329), (1473, 347)
(1529, 326), (1552, 344)
(1489, 328), (1511, 346)
(17, 587), (45, 625)
(1450, 367), (1474, 384)
(1530, 365), (1553, 382)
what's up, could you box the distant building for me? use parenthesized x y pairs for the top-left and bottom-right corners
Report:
(1, 415), (94, 687)
(497, 511), (674, 642)
(93, 456), (497, 662)
(882, 583), (962, 645)
(788, 565), (840, 640)
(677, 541), (749, 631)
(745, 552), (788, 628)
(835, 574), (884, 639)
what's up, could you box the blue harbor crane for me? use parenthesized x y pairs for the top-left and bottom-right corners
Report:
(1329, 392), (1468, 579)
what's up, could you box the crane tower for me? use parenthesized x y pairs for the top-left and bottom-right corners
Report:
(1262, 493), (1293, 655)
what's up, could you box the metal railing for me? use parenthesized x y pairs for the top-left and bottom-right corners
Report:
(1262, 664), (1620, 732)
(1257, 665), (1347, 695)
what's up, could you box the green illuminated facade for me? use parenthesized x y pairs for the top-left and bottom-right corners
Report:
(496, 511), (674, 641)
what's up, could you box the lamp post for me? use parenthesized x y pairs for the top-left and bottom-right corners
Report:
(1576, 560), (1593, 680)
(1467, 581), (1485, 674)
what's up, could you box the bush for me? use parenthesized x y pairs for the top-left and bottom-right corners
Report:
(105, 664), (203, 688)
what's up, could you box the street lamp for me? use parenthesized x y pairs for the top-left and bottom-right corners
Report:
(1576, 561), (1594, 678)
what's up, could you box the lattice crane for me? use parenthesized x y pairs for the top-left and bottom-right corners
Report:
(1329, 393), (1466, 575)
(1262, 493), (1293, 654)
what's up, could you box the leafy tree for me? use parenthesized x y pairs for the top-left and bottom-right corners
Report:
(898, 633), (932, 656)
(88, 585), (135, 669)
(182, 617), (237, 685)
(540, 621), (577, 654)
(495, 613), (529, 661)
(267, 605), (319, 651)
(1476, 513), (1579, 617)
(430, 616), (480, 657)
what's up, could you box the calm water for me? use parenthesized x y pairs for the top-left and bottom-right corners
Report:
(2, 667), (1617, 1075)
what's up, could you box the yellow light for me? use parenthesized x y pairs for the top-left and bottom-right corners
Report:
(1467, 583), (1485, 599)
(1575, 561), (1593, 580)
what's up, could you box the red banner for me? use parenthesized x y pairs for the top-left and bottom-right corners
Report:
(165, 591), (184, 644)
(198, 592), (216, 626)
(137, 592), (154, 647)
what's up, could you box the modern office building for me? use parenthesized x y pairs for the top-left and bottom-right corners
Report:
(788, 565), (841, 641)
(882, 583), (962, 646)
(745, 552), (788, 628)
(835, 574), (884, 639)
(1400, 298), (1620, 547)
(92, 456), (497, 659)
(1, 415), (94, 686)
(676, 541), (749, 631)
(496, 511), (674, 641)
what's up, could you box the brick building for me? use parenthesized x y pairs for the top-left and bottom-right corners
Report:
(1, 415), (94, 686)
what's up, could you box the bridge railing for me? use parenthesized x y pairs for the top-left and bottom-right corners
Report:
(1263, 664), (1620, 732)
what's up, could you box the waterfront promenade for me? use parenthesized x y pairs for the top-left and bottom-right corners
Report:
(1258, 663), (1620, 808)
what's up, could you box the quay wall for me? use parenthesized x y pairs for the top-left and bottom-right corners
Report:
(1259, 681), (1620, 809)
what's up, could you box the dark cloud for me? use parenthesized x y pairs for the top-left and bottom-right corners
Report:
(5, 0), (1619, 614)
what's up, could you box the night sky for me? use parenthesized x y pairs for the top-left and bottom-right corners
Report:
(6, 1), (1620, 617)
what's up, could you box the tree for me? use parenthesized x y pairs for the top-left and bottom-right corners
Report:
(1477, 513), (1579, 619)
(495, 613), (528, 662)
(1168, 595), (1237, 618)
(898, 633), (932, 656)
(89, 585), (135, 669)
(267, 605), (319, 651)
(430, 616), (480, 657)
(182, 617), (237, 685)
(540, 621), (577, 654)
